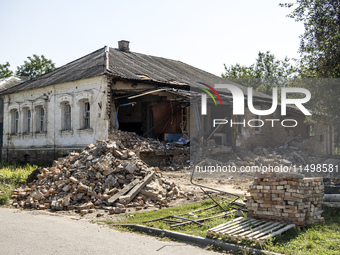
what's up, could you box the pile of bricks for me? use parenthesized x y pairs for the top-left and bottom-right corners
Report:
(246, 173), (324, 226)
(11, 139), (186, 213)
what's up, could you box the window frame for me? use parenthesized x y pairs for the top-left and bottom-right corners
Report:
(61, 102), (72, 131)
(10, 109), (19, 135)
(83, 101), (90, 129)
(35, 105), (46, 133)
(22, 107), (31, 134)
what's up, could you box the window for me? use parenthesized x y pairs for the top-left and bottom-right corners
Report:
(84, 102), (90, 129)
(11, 109), (19, 134)
(35, 106), (45, 132)
(308, 125), (315, 137)
(23, 108), (31, 134)
(78, 100), (91, 130)
(253, 105), (263, 133)
(62, 102), (72, 131)
(254, 115), (262, 133)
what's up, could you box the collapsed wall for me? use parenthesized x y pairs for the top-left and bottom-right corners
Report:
(246, 173), (324, 226)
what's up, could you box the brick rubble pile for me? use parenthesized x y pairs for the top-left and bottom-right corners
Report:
(230, 145), (324, 168)
(11, 139), (186, 214)
(247, 173), (324, 226)
(111, 131), (190, 170)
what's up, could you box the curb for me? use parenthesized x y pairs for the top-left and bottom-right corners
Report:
(117, 224), (281, 255)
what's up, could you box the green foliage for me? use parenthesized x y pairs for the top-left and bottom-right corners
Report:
(0, 162), (37, 206)
(281, 0), (340, 78)
(222, 51), (297, 95)
(0, 62), (14, 78)
(0, 183), (15, 205)
(0, 162), (36, 185)
(110, 198), (340, 255)
(16, 54), (55, 80)
(264, 206), (340, 255)
(114, 197), (239, 238)
(281, 1), (340, 148)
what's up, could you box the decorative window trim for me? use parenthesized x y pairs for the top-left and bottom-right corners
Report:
(23, 133), (33, 138)
(59, 130), (74, 136)
(33, 99), (47, 108)
(77, 128), (94, 135)
(34, 131), (47, 138)
(57, 94), (73, 104)
(75, 91), (93, 104)
(8, 104), (20, 112)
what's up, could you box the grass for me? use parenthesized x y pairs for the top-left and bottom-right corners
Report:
(0, 162), (37, 205)
(263, 206), (340, 255)
(104, 199), (340, 255)
(110, 197), (240, 238)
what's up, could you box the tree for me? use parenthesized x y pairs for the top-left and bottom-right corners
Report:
(280, 0), (340, 78)
(0, 62), (14, 78)
(281, 1), (340, 152)
(222, 51), (296, 95)
(16, 54), (55, 80)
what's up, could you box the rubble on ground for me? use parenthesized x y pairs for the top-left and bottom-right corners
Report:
(110, 130), (189, 154)
(11, 139), (187, 213)
(229, 145), (325, 168)
(111, 131), (190, 170)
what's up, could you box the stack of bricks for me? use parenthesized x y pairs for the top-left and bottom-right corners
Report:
(246, 173), (324, 226)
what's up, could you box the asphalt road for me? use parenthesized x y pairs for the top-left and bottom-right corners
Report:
(0, 208), (219, 255)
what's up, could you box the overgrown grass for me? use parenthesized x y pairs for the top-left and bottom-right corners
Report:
(111, 197), (240, 238)
(264, 206), (340, 255)
(108, 200), (340, 255)
(0, 162), (37, 205)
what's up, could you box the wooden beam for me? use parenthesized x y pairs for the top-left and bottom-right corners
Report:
(118, 171), (155, 204)
(108, 179), (140, 204)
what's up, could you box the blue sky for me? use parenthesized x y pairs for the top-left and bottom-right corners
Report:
(0, 0), (303, 76)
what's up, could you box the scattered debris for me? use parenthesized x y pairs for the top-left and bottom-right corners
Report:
(143, 200), (238, 228)
(110, 131), (190, 170)
(11, 139), (186, 214)
(232, 145), (326, 168)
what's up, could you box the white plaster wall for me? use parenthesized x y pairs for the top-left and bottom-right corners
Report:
(2, 76), (109, 151)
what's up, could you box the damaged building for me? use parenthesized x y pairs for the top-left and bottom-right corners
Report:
(0, 41), (334, 165)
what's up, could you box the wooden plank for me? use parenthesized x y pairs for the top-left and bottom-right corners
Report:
(236, 221), (272, 237)
(108, 179), (140, 204)
(245, 222), (281, 238)
(249, 223), (286, 240)
(218, 219), (259, 235)
(258, 224), (295, 240)
(207, 218), (295, 244)
(216, 218), (257, 234)
(118, 171), (155, 204)
(208, 217), (244, 232)
(209, 217), (245, 232)
(230, 220), (267, 236)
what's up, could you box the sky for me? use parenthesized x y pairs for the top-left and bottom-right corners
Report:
(0, 0), (304, 76)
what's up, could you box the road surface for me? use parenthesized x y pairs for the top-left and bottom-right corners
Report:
(0, 208), (220, 255)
